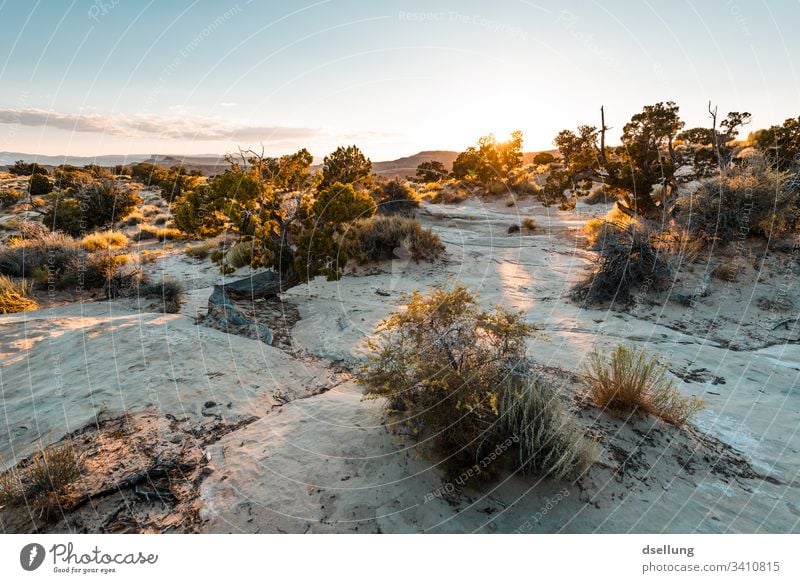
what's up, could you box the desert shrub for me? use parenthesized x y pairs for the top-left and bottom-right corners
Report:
(376, 179), (421, 216)
(485, 180), (507, 196)
(572, 222), (671, 305)
(79, 230), (129, 252)
(56, 251), (132, 291)
(679, 158), (800, 244)
(8, 160), (48, 176)
(43, 179), (141, 236)
(500, 378), (596, 479)
(513, 178), (542, 196)
(0, 441), (81, 520)
(584, 183), (611, 205)
(140, 277), (184, 313)
(533, 152), (556, 166)
(430, 184), (469, 204)
(415, 160), (449, 182)
(583, 345), (703, 425)
(153, 214), (170, 225)
(522, 218), (537, 232)
(712, 258), (745, 282)
(558, 197), (577, 211)
(155, 227), (182, 241)
(0, 231), (81, 280)
(320, 145), (372, 188)
(185, 242), (211, 260)
(0, 189), (23, 208)
(136, 225), (159, 240)
(360, 285), (543, 472)
(0, 275), (37, 313)
(28, 173), (53, 196)
(344, 216), (445, 264)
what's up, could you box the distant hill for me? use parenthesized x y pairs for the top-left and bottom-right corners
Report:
(2, 149), (559, 177)
(0, 152), (152, 167)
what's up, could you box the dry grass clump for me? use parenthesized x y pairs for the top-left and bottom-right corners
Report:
(185, 241), (211, 260)
(500, 378), (596, 479)
(573, 222), (671, 305)
(359, 285), (592, 479)
(0, 231), (81, 280)
(155, 227), (182, 241)
(153, 214), (170, 225)
(0, 275), (37, 314)
(138, 249), (162, 264)
(583, 345), (703, 425)
(0, 441), (81, 519)
(227, 240), (254, 269)
(137, 225), (159, 240)
(522, 217), (537, 232)
(139, 276), (184, 313)
(80, 230), (129, 252)
(344, 215), (445, 264)
(120, 209), (144, 226)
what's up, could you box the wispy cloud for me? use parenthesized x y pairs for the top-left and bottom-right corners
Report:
(0, 108), (320, 143)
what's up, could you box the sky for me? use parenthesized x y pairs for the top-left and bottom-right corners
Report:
(0, 0), (798, 161)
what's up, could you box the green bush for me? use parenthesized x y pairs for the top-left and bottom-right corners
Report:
(43, 179), (141, 236)
(28, 173), (53, 196)
(375, 179), (421, 216)
(360, 285), (544, 473)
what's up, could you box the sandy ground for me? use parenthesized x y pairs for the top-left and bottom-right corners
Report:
(2, 197), (799, 533)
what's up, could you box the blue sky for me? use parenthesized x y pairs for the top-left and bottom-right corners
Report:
(0, 0), (798, 160)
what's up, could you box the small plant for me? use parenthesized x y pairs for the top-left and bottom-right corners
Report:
(0, 275), (38, 313)
(712, 259), (745, 282)
(583, 345), (703, 425)
(185, 242), (211, 260)
(0, 441), (81, 520)
(80, 230), (129, 252)
(140, 276), (185, 313)
(522, 218), (537, 232)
